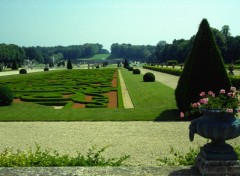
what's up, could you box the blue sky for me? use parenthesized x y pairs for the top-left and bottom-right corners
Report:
(0, 0), (239, 50)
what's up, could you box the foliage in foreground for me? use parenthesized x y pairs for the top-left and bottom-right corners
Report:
(157, 144), (240, 166)
(0, 144), (130, 167)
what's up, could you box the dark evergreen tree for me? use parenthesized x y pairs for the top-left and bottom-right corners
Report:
(11, 60), (18, 70)
(123, 59), (129, 68)
(67, 59), (73, 69)
(175, 19), (231, 114)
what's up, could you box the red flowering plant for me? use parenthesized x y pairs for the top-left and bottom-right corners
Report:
(180, 87), (239, 119)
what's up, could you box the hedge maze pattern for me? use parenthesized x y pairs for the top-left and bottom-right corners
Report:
(1, 69), (118, 108)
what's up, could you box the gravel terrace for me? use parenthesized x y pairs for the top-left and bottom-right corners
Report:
(0, 121), (222, 166)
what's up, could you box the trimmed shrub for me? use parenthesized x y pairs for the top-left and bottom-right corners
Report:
(133, 69), (141, 74)
(67, 59), (73, 69)
(0, 85), (13, 106)
(167, 60), (178, 66)
(228, 65), (234, 75)
(175, 19), (231, 114)
(123, 59), (129, 68)
(11, 60), (18, 70)
(19, 69), (27, 74)
(44, 67), (49, 71)
(143, 72), (155, 82)
(128, 67), (134, 71)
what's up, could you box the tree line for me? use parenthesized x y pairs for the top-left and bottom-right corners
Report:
(109, 25), (240, 64)
(0, 43), (109, 67)
(152, 25), (240, 64)
(109, 43), (155, 61)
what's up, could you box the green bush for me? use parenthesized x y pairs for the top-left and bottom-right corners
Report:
(44, 67), (49, 71)
(167, 60), (178, 66)
(123, 59), (129, 68)
(0, 144), (130, 167)
(175, 19), (231, 114)
(143, 72), (155, 82)
(133, 69), (140, 74)
(0, 85), (14, 106)
(128, 67), (134, 71)
(19, 68), (27, 74)
(67, 59), (73, 69)
(157, 147), (199, 166)
(11, 60), (18, 70)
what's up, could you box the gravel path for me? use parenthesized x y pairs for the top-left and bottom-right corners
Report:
(139, 68), (179, 89)
(0, 121), (220, 166)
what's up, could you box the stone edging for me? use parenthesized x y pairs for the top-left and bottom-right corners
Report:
(0, 166), (201, 176)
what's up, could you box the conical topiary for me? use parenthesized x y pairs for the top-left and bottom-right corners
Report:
(123, 59), (129, 69)
(11, 60), (18, 70)
(67, 59), (73, 69)
(175, 19), (231, 115)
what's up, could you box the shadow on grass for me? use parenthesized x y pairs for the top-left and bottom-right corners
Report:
(155, 109), (197, 121)
(155, 109), (180, 121)
(155, 109), (186, 121)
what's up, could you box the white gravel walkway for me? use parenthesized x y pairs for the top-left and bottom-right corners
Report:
(0, 121), (228, 166)
(139, 68), (179, 89)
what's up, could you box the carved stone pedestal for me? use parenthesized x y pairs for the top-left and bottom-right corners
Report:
(196, 154), (240, 176)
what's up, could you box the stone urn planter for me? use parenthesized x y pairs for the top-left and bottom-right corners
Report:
(189, 110), (240, 160)
(189, 110), (240, 175)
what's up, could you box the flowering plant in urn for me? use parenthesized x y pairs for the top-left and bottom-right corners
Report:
(181, 87), (239, 118)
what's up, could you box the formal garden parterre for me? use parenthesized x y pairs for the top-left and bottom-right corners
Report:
(1, 69), (118, 109)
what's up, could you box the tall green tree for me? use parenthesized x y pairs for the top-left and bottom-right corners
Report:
(175, 19), (231, 115)
(11, 59), (18, 70)
(221, 25), (231, 39)
(67, 59), (73, 69)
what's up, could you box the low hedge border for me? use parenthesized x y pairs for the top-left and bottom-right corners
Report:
(143, 65), (182, 76)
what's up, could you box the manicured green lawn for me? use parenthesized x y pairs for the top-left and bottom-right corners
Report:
(0, 68), (179, 121)
(81, 54), (110, 60)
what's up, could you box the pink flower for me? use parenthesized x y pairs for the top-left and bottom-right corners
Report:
(230, 87), (236, 92)
(228, 92), (232, 96)
(226, 108), (233, 113)
(208, 91), (214, 96)
(199, 98), (208, 104)
(220, 89), (225, 94)
(180, 112), (184, 118)
(199, 92), (206, 97)
(192, 102), (200, 108)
